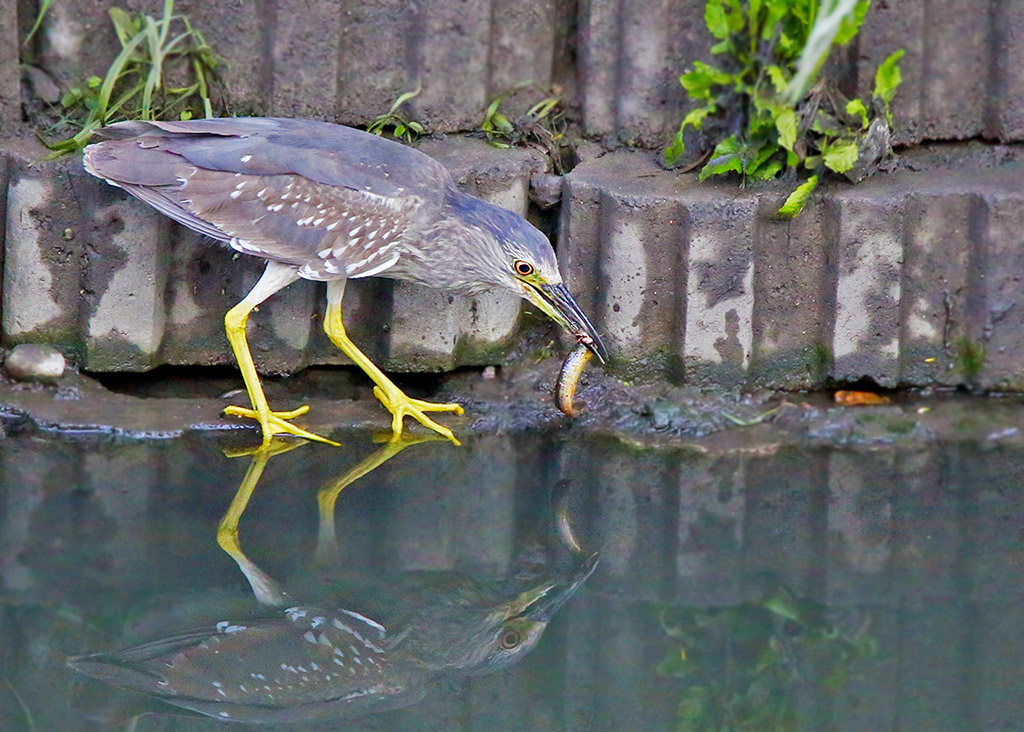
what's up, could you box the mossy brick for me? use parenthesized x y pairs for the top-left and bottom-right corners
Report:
(750, 195), (833, 389)
(898, 192), (974, 386)
(974, 187), (1024, 391)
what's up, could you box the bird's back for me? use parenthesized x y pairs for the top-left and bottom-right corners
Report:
(83, 118), (453, 280)
(68, 604), (415, 723)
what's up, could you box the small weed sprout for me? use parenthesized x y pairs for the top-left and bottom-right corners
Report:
(479, 85), (567, 170)
(42, 0), (221, 158)
(367, 84), (425, 144)
(664, 0), (904, 217)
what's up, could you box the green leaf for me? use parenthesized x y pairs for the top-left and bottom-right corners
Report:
(763, 592), (803, 622)
(767, 65), (788, 94)
(823, 138), (859, 173)
(747, 141), (779, 175)
(664, 130), (686, 167)
(710, 39), (731, 54)
(835, 0), (871, 46)
(87, 75), (103, 88)
(778, 175), (819, 218)
(24, 0), (53, 45)
(407, 120), (424, 133)
(846, 98), (869, 129)
(873, 49), (905, 106)
(751, 158), (783, 180)
(680, 62), (732, 100)
(699, 136), (744, 180)
(704, 0), (731, 39)
(775, 108), (797, 151)
(61, 89), (83, 108)
(389, 83), (422, 114)
(179, 109), (193, 120)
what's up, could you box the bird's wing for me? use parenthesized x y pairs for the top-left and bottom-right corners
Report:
(68, 605), (406, 723)
(83, 119), (450, 279)
(93, 118), (450, 198)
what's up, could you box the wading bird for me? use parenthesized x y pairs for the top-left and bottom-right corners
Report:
(83, 119), (606, 446)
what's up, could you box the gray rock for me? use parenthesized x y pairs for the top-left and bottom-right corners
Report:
(5, 344), (66, 383)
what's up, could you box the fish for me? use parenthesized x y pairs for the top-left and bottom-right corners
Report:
(556, 344), (593, 416)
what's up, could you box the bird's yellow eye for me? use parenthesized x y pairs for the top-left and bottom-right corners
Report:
(499, 629), (522, 649)
(513, 260), (534, 277)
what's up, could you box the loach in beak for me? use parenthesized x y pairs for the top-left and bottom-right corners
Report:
(530, 283), (608, 363)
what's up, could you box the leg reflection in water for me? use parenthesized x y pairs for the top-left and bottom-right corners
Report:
(69, 435), (598, 725)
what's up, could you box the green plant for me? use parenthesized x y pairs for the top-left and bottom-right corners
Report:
(658, 589), (877, 731)
(664, 0), (904, 217)
(42, 0), (220, 158)
(955, 337), (986, 383)
(479, 86), (568, 171)
(481, 90), (562, 148)
(367, 84), (425, 144)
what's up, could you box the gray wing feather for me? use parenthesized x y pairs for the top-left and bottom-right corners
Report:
(84, 119), (440, 279)
(95, 118), (452, 200)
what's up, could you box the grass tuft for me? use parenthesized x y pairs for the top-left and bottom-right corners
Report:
(40, 0), (222, 158)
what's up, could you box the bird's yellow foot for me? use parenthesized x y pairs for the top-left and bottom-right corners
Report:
(223, 404), (341, 447)
(372, 386), (464, 445)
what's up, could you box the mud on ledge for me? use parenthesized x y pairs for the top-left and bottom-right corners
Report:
(1, 359), (1022, 456)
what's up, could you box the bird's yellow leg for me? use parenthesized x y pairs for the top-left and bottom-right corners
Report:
(217, 439), (305, 607)
(324, 280), (463, 445)
(315, 431), (446, 566)
(222, 262), (340, 447)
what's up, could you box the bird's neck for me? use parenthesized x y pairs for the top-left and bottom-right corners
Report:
(394, 187), (506, 295)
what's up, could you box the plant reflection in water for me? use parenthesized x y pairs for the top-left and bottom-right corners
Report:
(69, 435), (597, 725)
(658, 589), (878, 731)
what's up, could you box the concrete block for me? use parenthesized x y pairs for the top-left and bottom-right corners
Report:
(577, 0), (707, 147)
(0, 0), (19, 137)
(750, 196), (833, 388)
(830, 190), (903, 387)
(31, 0), (560, 134)
(974, 187), (1024, 391)
(898, 193), (974, 386)
(855, 0), (1024, 144)
(562, 150), (1024, 391)
(989, 0), (1024, 141)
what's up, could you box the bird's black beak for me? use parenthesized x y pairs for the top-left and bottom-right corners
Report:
(521, 552), (599, 623)
(530, 283), (608, 363)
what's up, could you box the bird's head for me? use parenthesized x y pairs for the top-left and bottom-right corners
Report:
(405, 551), (599, 675)
(444, 191), (607, 362)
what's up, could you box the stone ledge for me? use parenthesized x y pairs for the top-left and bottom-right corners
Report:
(560, 147), (1024, 390)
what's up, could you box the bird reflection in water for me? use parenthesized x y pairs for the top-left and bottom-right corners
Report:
(69, 436), (597, 725)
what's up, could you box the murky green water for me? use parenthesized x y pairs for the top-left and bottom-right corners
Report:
(2, 429), (1023, 731)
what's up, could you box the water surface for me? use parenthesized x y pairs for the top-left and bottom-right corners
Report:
(2, 428), (1022, 731)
